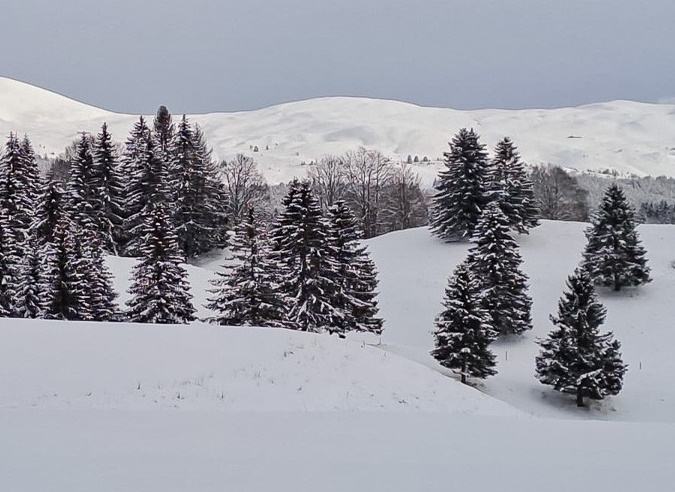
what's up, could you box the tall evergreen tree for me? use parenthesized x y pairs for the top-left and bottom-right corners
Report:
(487, 137), (540, 233)
(0, 206), (17, 316)
(119, 117), (169, 256)
(153, 105), (175, 158)
(33, 178), (65, 246)
(126, 201), (195, 324)
(326, 200), (382, 336)
(14, 236), (45, 318)
(268, 179), (341, 332)
(582, 184), (651, 291)
(430, 128), (489, 241)
(431, 262), (497, 384)
(92, 123), (122, 253)
(0, 134), (41, 235)
(42, 215), (92, 320)
(206, 207), (286, 327)
(170, 116), (227, 258)
(65, 133), (97, 232)
(467, 202), (532, 335)
(536, 268), (627, 407)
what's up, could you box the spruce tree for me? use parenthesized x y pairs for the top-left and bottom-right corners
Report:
(582, 184), (651, 291)
(467, 202), (532, 335)
(430, 128), (489, 241)
(536, 268), (627, 407)
(92, 123), (121, 253)
(42, 215), (92, 321)
(0, 206), (17, 316)
(126, 200), (195, 324)
(206, 207), (286, 327)
(431, 262), (497, 384)
(487, 137), (540, 233)
(326, 200), (382, 336)
(33, 179), (65, 246)
(65, 133), (97, 232)
(170, 116), (227, 258)
(14, 236), (45, 318)
(119, 117), (169, 256)
(268, 179), (341, 332)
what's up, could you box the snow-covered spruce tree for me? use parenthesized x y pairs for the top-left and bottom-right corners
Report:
(582, 184), (651, 291)
(430, 128), (489, 241)
(153, 105), (175, 160)
(126, 200), (195, 324)
(33, 178), (65, 246)
(92, 123), (122, 253)
(0, 205), (18, 316)
(326, 200), (382, 336)
(206, 206), (286, 327)
(268, 179), (341, 332)
(431, 262), (497, 384)
(467, 202), (532, 336)
(42, 215), (92, 320)
(119, 117), (170, 257)
(84, 227), (119, 321)
(487, 137), (539, 233)
(14, 236), (45, 318)
(170, 116), (228, 258)
(535, 268), (627, 407)
(65, 133), (98, 232)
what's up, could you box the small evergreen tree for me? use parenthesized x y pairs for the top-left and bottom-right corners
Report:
(536, 268), (627, 407)
(431, 262), (497, 384)
(430, 128), (489, 241)
(487, 137), (540, 233)
(268, 179), (341, 332)
(126, 201), (195, 324)
(467, 202), (532, 335)
(206, 207), (286, 327)
(326, 200), (382, 336)
(582, 184), (651, 291)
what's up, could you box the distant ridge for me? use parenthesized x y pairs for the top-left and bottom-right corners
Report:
(1, 77), (674, 183)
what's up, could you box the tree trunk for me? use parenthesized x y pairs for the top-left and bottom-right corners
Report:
(461, 359), (467, 385)
(576, 387), (585, 407)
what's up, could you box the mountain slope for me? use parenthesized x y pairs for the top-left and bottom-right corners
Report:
(1, 77), (675, 182)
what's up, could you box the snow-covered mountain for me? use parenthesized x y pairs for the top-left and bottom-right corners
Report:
(2, 77), (675, 183)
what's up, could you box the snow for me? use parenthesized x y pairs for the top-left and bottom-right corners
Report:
(369, 221), (675, 422)
(1, 219), (675, 488)
(0, 319), (516, 415)
(3, 77), (675, 183)
(3, 411), (674, 492)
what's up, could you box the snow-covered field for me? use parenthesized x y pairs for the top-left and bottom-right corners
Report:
(2, 220), (674, 490)
(2, 77), (675, 183)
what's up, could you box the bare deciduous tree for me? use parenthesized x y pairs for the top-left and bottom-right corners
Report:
(307, 155), (348, 210)
(381, 163), (429, 232)
(530, 165), (588, 221)
(343, 147), (393, 238)
(218, 154), (269, 225)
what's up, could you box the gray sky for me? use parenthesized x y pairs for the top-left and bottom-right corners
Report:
(3, 0), (674, 114)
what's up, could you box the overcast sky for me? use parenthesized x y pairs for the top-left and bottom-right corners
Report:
(2, 0), (674, 114)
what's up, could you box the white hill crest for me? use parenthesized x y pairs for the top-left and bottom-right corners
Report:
(2, 77), (675, 182)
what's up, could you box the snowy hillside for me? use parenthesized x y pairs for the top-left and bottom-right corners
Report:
(2, 220), (675, 490)
(2, 77), (675, 183)
(0, 319), (517, 414)
(369, 221), (675, 422)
